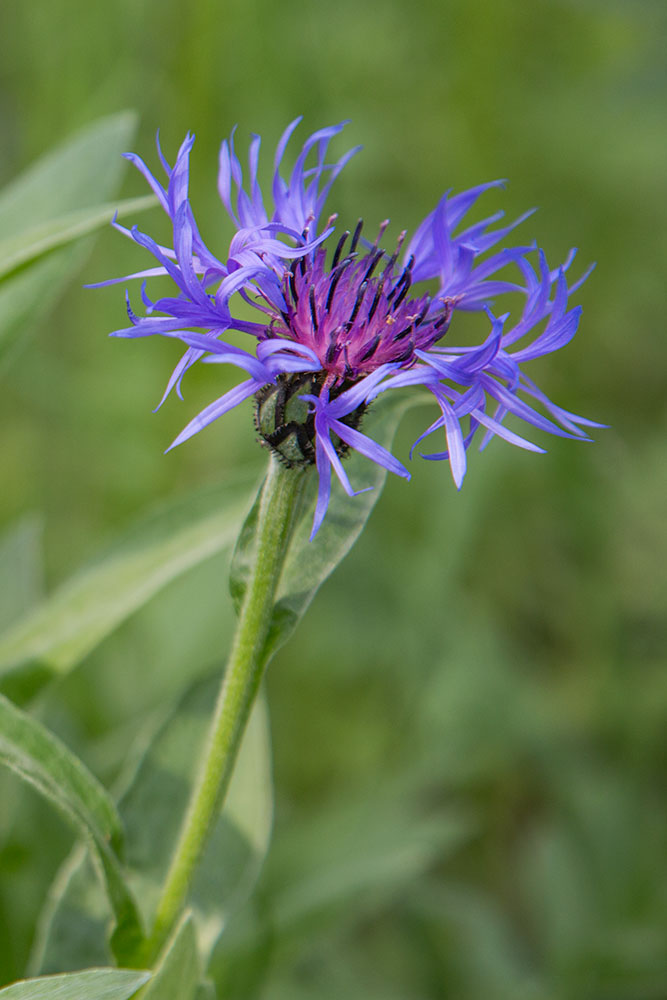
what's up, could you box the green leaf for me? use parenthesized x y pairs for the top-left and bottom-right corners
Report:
(0, 482), (250, 702)
(137, 913), (200, 1000)
(0, 111), (142, 369)
(0, 696), (123, 851)
(0, 969), (150, 1000)
(0, 253), (90, 374)
(0, 694), (143, 958)
(0, 112), (138, 239)
(231, 392), (419, 663)
(123, 679), (272, 958)
(0, 195), (156, 283)
(31, 674), (273, 973)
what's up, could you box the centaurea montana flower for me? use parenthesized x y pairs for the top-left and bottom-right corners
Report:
(95, 120), (601, 537)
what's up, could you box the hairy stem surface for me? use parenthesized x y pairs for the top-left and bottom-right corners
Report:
(137, 456), (305, 964)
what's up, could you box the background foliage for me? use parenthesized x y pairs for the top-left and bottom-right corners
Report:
(0, 0), (665, 997)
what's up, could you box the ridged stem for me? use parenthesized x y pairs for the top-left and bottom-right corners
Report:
(136, 456), (305, 964)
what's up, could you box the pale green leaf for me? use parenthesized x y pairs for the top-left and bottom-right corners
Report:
(0, 251), (91, 374)
(0, 111), (140, 368)
(0, 112), (138, 237)
(231, 392), (420, 664)
(0, 196), (156, 282)
(119, 680), (272, 959)
(31, 676), (272, 973)
(0, 695), (122, 851)
(0, 482), (250, 702)
(0, 695), (143, 957)
(137, 913), (200, 1000)
(0, 969), (150, 1000)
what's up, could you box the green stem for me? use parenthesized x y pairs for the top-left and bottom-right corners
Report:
(138, 456), (305, 964)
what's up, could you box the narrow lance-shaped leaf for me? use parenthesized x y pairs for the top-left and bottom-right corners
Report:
(0, 969), (151, 1000)
(0, 694), (144, 958)
(0, 195), (157, 283)
(0, 481), (251, 702)
(31, 677), (272, 972)
(0, 111), (142, 369)
(231, 392), (422, 662)
(136, 912), (200, 1000)
(0, 112), (138, 238)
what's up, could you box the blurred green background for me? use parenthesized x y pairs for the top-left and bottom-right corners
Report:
(0, 0), (666, 996)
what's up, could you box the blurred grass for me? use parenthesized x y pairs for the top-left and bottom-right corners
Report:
(0, 0), (666, 995)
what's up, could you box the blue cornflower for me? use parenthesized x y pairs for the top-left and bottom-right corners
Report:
(95, 119), (601, 537)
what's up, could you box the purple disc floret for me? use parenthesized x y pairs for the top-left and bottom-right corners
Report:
(93, 118), (602, 537)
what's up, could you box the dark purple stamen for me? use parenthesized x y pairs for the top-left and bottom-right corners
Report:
(393, 339), (415, 363)
(325, 341), (341, 366)
(387, 255), (414, 303)
(309, 286), (319, 330)
(381, 249), (400, 280)
(349, 219), (363, 254)
(360, 248), (384, 285)
(358, 332), (381, 362)
(331, 230), (350, 269)
(393, 323), (414, 342)
(367, 280), (386, 322)
(392, 280), (411, 309)
(325, 257), (354, 311)
(288, 267), (298, 304)
(346, 280), (368, 327)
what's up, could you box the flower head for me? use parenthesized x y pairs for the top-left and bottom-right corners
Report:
(95, 119), (601, 537)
